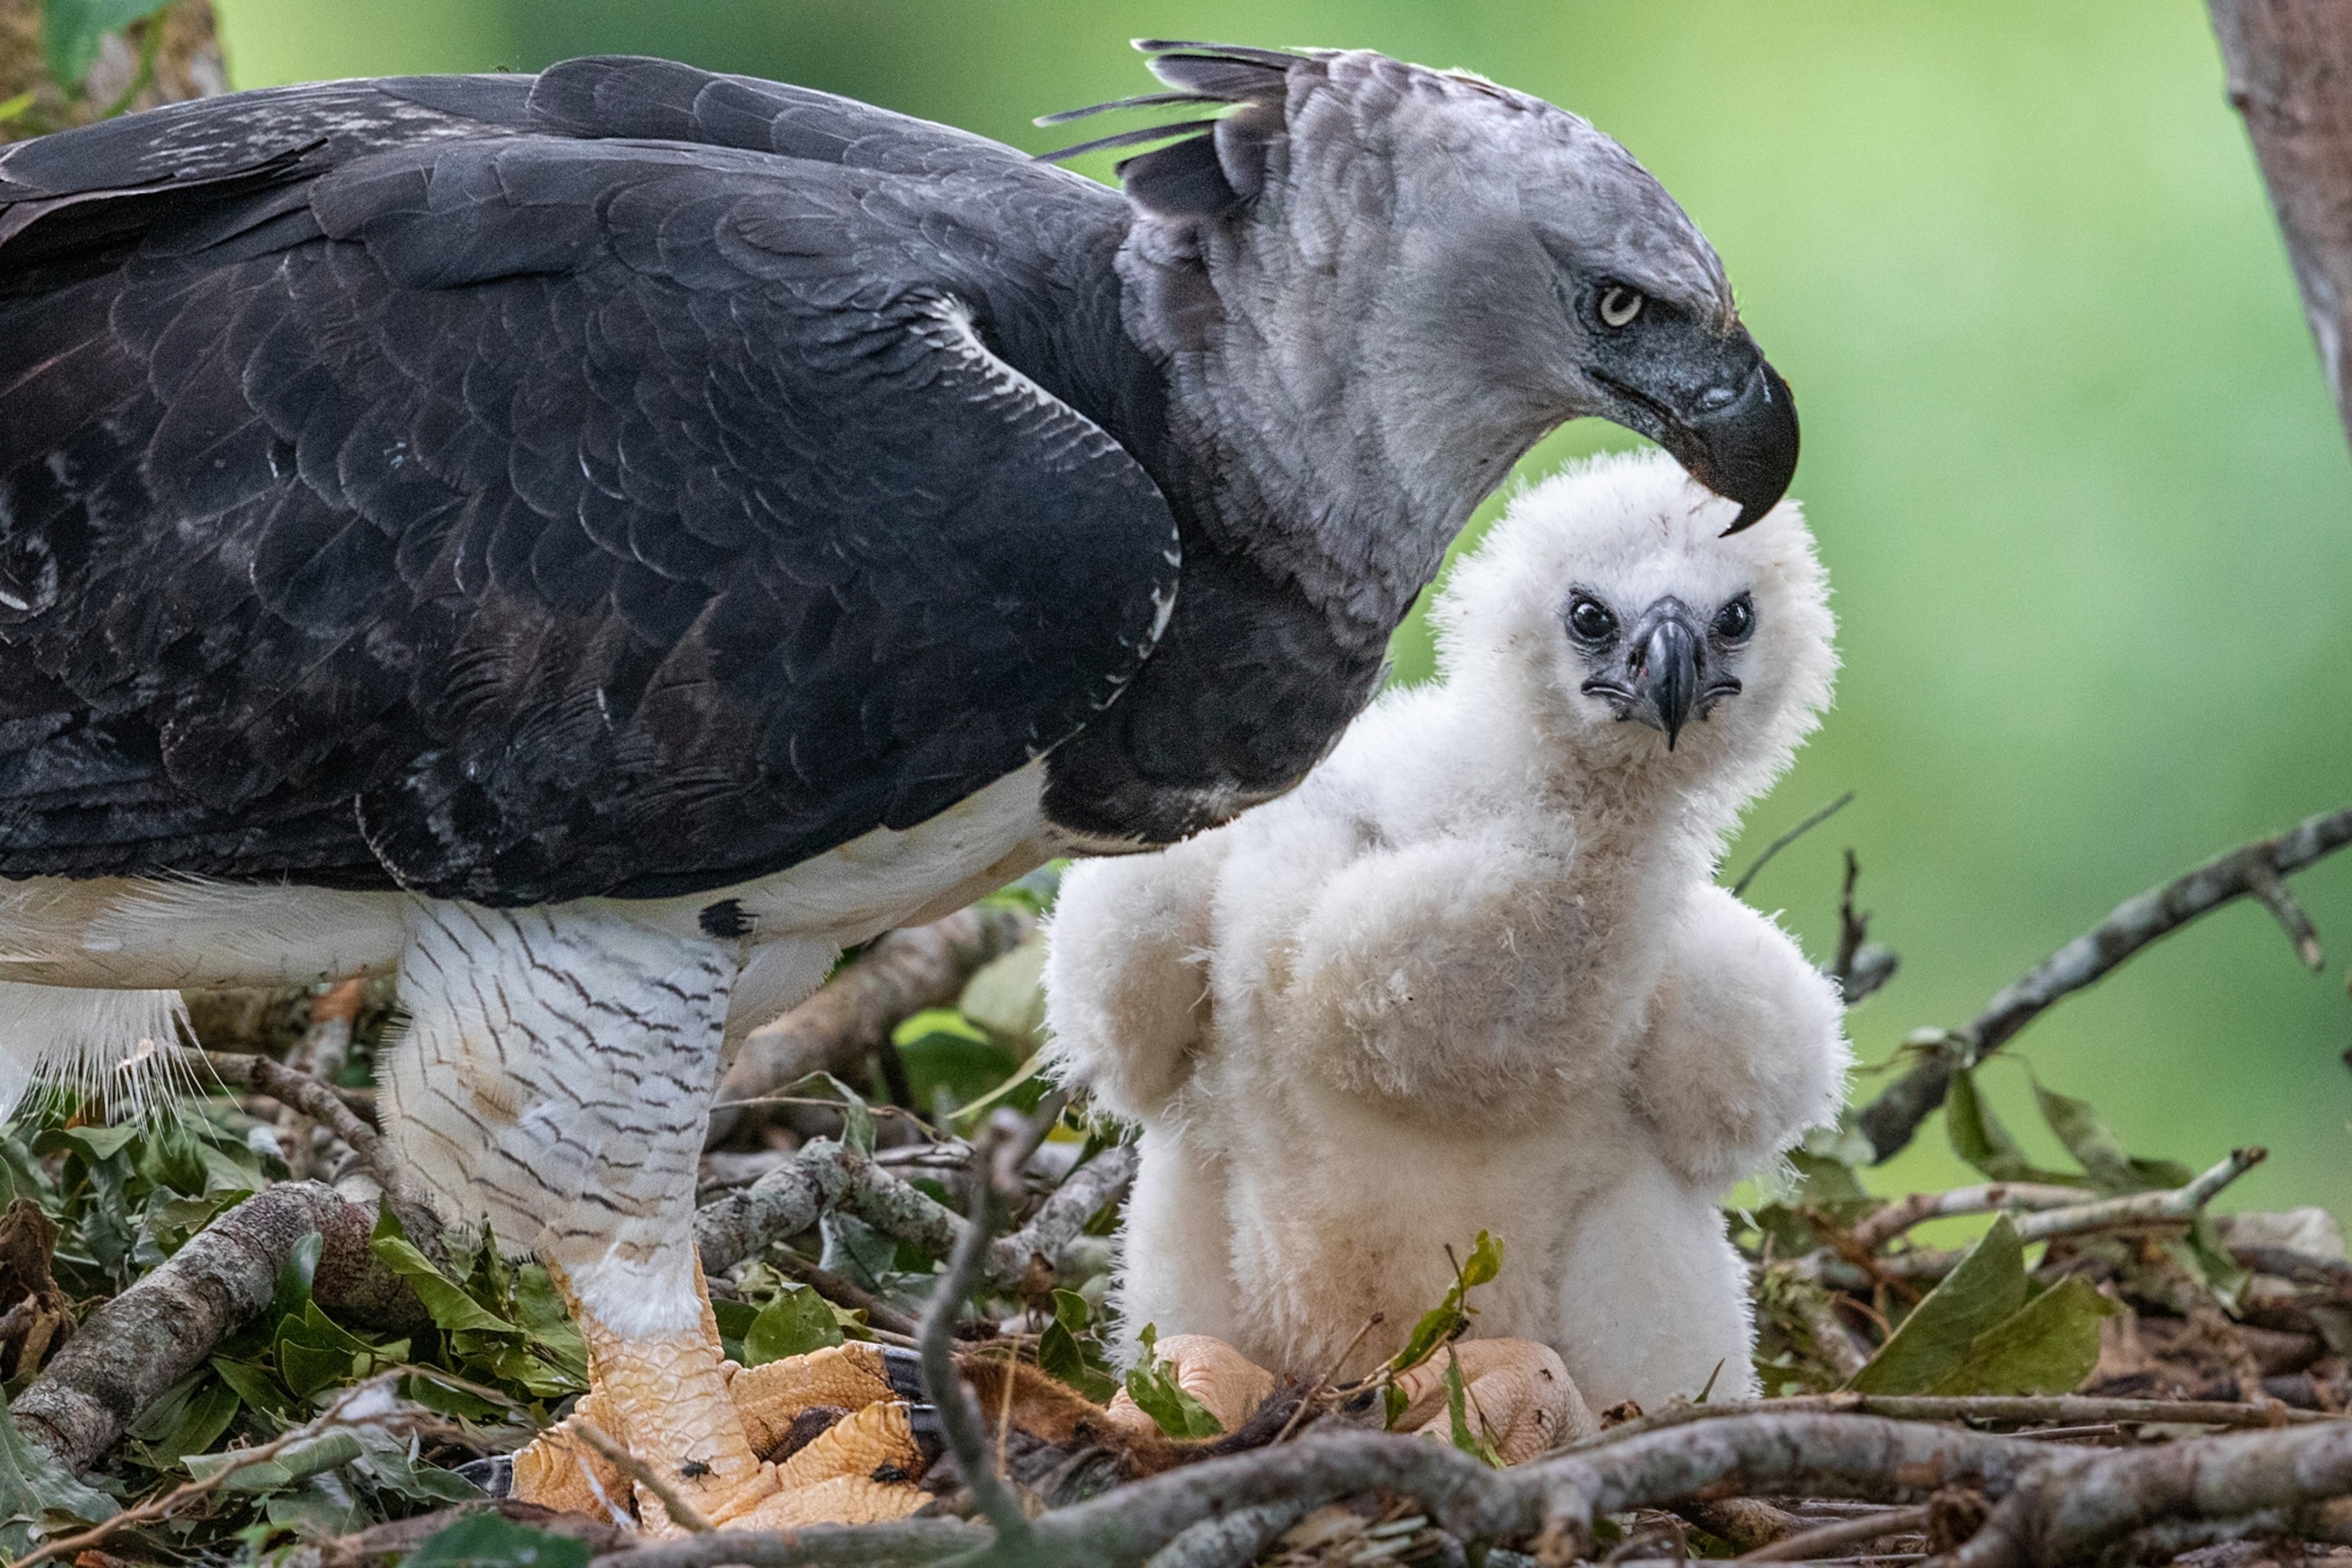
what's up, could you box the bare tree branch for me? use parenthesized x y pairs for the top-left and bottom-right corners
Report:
(1571, 1393), (2347, 1450)
(1850, 1183), (2090, 1251)
(2209, 0), (2352, 446)
(918, 1116), (1033, 1553)
(1856, 804), (2352, 1161)
(1937, 1418), (2352, 1568)
(11, 1182), (427, 1472)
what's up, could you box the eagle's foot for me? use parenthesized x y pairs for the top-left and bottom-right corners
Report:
(1390, 1338), (1597, 1462)
(511, 1267), (935, 1531)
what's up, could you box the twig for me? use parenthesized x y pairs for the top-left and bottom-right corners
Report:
(1274, 1313), (1386, 1444)
(2231, 1241), (2352, 1301)
(1856, 804), (2352, 1161)
(15, 1374), (407, 1568)
(196, 1047), (390, 1179)
(1850, 1184), (2091, 1251)
(1569, 1393), (2346, 1451)
(573, 1419), (714, 1534)
(1936, 1416), (2352, 1568)
(1731, 792), (1854, 900)
(1793, 1287), (1870, 1380)
(918, 1114), (1034, 1553)
(1740, 1501), (1931, 1561)
(983, 1142), (1137, 1297)
(2007, 1148), (2265, 1242)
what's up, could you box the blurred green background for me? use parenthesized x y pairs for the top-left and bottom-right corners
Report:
(208, 2), (2352, 1218)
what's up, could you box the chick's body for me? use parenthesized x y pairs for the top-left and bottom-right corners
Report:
(1046, 452), (1851, 1413)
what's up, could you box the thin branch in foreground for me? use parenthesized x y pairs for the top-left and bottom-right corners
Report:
(916, 1113), (1034, 1554)
(1939, 1416), (2352, 1568)
(1856, 802), (2352, 1161)
(572, 1420), (714, 1534)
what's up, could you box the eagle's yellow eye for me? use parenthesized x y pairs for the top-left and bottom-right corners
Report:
(1599, 286), (1644, 328)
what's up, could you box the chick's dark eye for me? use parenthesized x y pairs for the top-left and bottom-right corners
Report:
(1712, 594), (1755, 642)
(1598, 286), (1644, 328)
(1566, 596), (1617, 644)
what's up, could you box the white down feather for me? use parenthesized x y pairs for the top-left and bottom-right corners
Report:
(1044, 449), (1852, 1411)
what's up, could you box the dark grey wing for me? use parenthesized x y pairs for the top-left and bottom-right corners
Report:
(0, 67), (1176, 904)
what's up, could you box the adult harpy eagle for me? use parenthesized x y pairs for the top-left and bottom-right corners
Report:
(0, 44), (1796, 1527)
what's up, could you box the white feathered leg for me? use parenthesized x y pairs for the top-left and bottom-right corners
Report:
(1552, 1144), (1760, 1411)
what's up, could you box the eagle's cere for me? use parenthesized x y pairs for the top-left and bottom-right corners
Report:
(1045, 452), (1851, 1432)
(0, 41), (1798, 1530)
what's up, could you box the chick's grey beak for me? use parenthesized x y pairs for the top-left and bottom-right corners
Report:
(1666, 356), (1800, 535)
(1632, 613), (1701, 750)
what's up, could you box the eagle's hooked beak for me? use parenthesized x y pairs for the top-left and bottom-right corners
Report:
(1672, 357), (1800, 534)
(1584, 596), (1743, 750)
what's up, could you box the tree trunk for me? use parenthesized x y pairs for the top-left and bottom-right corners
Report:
(2210, 0), (2352, 449)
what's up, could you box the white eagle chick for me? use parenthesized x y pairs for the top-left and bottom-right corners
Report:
(1044, 450), (1849, 1433)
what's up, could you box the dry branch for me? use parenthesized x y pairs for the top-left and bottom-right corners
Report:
(2210, 0), (2352, 447)
(1939, 1417), (2352, 1568)
(916, 1118), (1033, 1551)
(1857, 804), (2352, 1161)
(198, 1047), (390, 1181)
(1850, 1184), (2089, 1251)
(1574, 1393), (2346, 1449)
(11, 1181), (426, 1472)
(707, 906), (1033, 1142)
(693, 1135), (1134, 1295)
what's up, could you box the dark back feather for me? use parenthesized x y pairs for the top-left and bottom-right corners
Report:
(1037, 42), (1305, 220)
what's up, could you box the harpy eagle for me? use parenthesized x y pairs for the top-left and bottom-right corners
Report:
(1044, 451), (1849, 1447)
(0, 46), (1798, 1527)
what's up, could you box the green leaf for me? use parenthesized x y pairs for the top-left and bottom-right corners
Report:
(892, 1021), (1020, 1113)
(1050, 1288), (1091, 1334)
(0, 1392), (115, 1557)
(407, 1512), (590, 1568)
(39, 1123), (139, 1165)
(1385, 1232), (1504, 1375)
(2030, 1077), (2193, 1196)
(710, 1296), (758, 1365)
(1927, 1277), (2116, 1396)
(1459, 1230), (1503, 1289)
(128, 1371), (242, 1467)
(41, 0), (173, 90)
(186, 1427), (365, 1492)
(786, 1073), (875, 1155)
(1382, 1381), (1409, 1430)
(211, 1357), (296, 1421)
(958, 933), (1048, 1047)
(1849, 1215), (2029, 1393)
(741, 1283), (843, 1366)
(1121, 1325), (1223, 1439)
(1440, 1348), (1501, 1466)
(368, 1204), (514, 1333)
(1944, 1064), (2083, 1187)
(0, 91), (35, 126)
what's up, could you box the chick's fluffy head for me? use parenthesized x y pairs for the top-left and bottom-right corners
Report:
(1430, 449), (1836, 819)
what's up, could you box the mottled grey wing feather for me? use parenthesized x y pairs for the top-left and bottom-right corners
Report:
(0, 57), (1176, 904)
